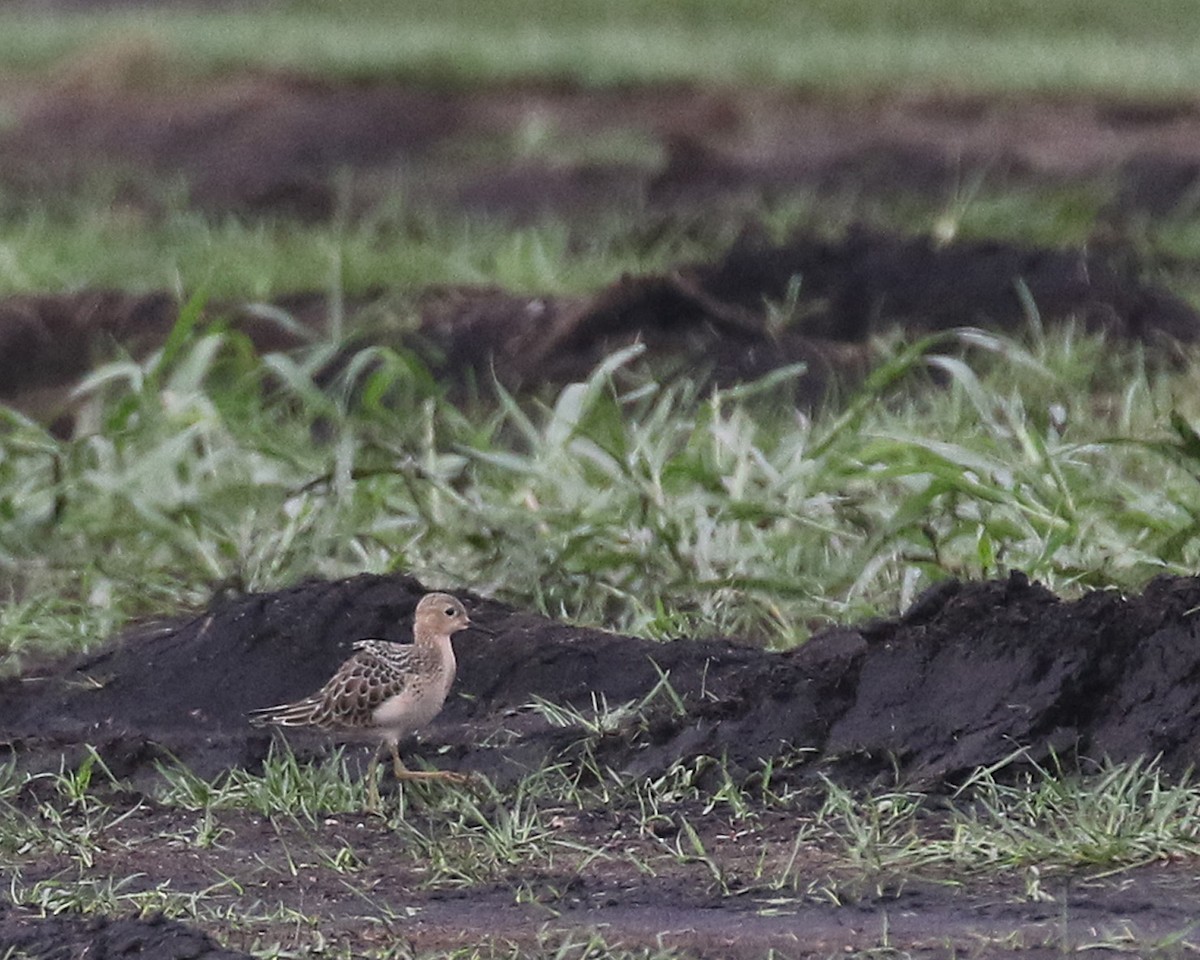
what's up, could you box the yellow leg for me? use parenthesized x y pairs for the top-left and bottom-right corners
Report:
(364, 745), (382, 813)
(389, 742), (470, 783)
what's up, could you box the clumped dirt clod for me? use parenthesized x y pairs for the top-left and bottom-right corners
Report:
(4, 226), (1196, 428)
(0, 902), (248, 960)
(6, 572), (1200, 958)
(4, 570), (1200, 790)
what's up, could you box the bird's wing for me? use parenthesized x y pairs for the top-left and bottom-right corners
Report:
(250, 641), (413, 731)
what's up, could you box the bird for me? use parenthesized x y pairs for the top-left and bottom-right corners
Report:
(249, 591), (475, 810)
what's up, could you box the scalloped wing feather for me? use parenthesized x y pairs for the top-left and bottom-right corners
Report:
(250, 642), (414, 731)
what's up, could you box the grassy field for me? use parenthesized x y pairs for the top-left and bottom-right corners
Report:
(3, 4), (1200, 956)
(2, 0), (1197, 686)
(0, 151), (1193, 667)
(1, 175), (1200, 667)
(3, 308), (1200, 672)
(0, 198), (754, 299)
(0, 0), (1199, 95)
(3, 185), (1197, 301)
(3, 739), (1200, 955)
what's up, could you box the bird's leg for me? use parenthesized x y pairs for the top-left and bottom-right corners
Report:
(389, 742), (470, 783)
(389, 741), (407, 781)
(364, 743), (383, 813)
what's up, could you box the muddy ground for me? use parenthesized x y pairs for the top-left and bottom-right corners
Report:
(5, 572), (1200, 957)
(5, 74), (1200, 427)
(10, 571), (1200, 792)
(4, 52), (1200, 960)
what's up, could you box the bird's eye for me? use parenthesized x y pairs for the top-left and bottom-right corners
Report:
(445, 607), (456, 617)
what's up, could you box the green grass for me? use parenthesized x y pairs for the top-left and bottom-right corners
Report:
(3, 180), (1200, 303)
(1, 0), (1200, 96)
(3, 311), (1200, 671)
(3, 746), (1199, 956)
(8, 142), (1198, 670)
(0, 200), (715, 300)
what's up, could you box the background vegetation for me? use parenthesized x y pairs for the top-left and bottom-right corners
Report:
(0, 0), (1198, 94)
(2, 3), (1200, 957)
(0, 2), (1199, 668)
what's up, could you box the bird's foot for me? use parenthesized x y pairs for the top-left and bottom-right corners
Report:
(364, 782), (383, 815)
(394, 769), (473, 784)
(363, 756), (386, 814)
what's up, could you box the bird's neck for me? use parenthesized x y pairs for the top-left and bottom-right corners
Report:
(414, 629), (457, 669)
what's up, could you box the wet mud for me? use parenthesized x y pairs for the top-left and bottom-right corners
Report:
(5, 571), (1200, 956)
(6, 570), (1200, 791)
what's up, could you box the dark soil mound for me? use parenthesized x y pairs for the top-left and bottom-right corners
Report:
(0, 901), (248, 960)
(4, 570), (1200, 793)
(4, 228), (1195, 430)
(441, 226), (1196, 393)
(7, 79), (1200, 220)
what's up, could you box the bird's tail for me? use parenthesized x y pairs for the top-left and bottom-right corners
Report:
(248, 696), (323, 728)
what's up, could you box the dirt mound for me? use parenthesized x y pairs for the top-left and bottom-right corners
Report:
(7, 78), (1200, 218)
(442, 226), (1195, 391)
(3, 228), (1195, 428)
(6, 573), (1200, 958)
(4, 570), (1200, 792)
(0, 900), (247, 960)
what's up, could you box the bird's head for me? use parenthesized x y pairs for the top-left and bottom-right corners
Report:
(416, 592), (472, 636)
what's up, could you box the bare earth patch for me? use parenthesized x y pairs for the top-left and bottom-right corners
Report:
(4, 572), (1200, 956)
(4, 70), (1200, 958)
(2, 76), (1200, 425)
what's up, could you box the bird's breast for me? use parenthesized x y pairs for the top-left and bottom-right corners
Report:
(371, 636), (456, 733)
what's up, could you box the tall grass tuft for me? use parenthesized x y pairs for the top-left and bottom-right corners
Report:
(1, 319), (1198, 670)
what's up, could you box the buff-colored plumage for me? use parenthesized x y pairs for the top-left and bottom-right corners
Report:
(250, 592), (473, 808)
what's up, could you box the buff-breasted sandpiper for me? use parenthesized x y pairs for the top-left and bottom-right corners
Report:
(249, 592), (474, 809)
